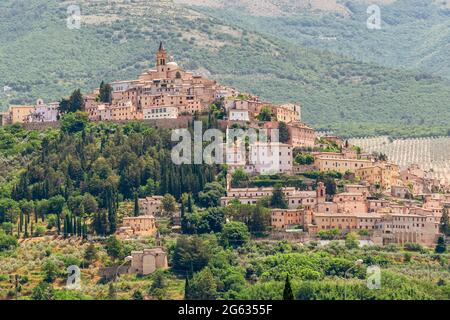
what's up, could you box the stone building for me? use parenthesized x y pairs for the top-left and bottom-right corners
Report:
(139, 196), (164, 216)
(375, 213), (439, 247)
(356, 162), (400, 191)
(229, 108), (250, 121)
(1, 100), (60, 125)
(287, 121), (315, 148)
(143, 106), (179, 119)
(271, 208), (313, 230)
(277, 103), (302, 122)
(6, 105), (35, 124)
(84, 42), (218, 122)
(117, 215), (157, 238)
(313, 213), (383, 232)
(314, 153), (374, 174)
(129, 247), (168, 275)
(221, 182), (326, 211)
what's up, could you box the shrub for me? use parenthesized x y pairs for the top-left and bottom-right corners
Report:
(33, 225), (46, 237)
(0, 229), (18, 252)
(403, 242), (423, 252)
(31, 281), (55, 300)
(220, 222), (250, 249)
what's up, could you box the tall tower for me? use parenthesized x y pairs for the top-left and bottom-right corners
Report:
(156, 41), (167, 73)
(316, 182), (326, 204)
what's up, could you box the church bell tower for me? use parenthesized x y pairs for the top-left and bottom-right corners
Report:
(156, 41), (167, 73)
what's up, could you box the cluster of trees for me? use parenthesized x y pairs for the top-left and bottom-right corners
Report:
(58, 90), (84, 115)
(255, 107), (272, 122)
(224, 200), (271, 234)
(173, 235), (247, 300)
(98, 81), (113, 104)
(58, 81), (112, 117)
(172, 232), (450, 300)
(2, 120), (218, 238)
(0, 228), (17, 252)
(278, 122), (290, 144)
(294, 153), (314, 165)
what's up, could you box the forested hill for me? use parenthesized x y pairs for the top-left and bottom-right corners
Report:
(0, 118), (219, 236)
(0, 0), (450, 137)
(189, 0), (450, 78)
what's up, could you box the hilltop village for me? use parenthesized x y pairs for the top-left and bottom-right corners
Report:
(1, 42), (449, 254)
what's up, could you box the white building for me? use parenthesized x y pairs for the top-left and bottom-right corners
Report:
(229, 109), (250, 121)
(26, 99), (60, 123)
(249, 142), (293, 174)
(143, 106), (178, 119)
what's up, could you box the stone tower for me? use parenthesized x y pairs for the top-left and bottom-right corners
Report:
(316, 182), (326, 204)
(156, 41), (167, 73)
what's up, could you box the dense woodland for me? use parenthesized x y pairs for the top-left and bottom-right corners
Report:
(0, 116), (218, 238)
(205, 0), (450, 78)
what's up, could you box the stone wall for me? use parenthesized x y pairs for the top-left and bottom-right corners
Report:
(21, 121), (60, 130)
(19, 116), (193, 131)
(110, 115), (193, 129)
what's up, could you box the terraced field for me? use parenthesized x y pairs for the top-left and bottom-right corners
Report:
(350, 136), (450, 185)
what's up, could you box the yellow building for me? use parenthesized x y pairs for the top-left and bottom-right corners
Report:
(313, 213), (382, 232)
(9, 105), (35, 123)
(275, 105), (300, 123)
(356, 162), (399, 191)
(314, 155), (373, 174)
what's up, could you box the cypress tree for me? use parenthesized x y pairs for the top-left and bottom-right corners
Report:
(108, 205), (117, 234)
(102, 211), (109, 236)
(440, 208), (449, 236)
(77, 217), (82, 237)
(82, 218), (88, 240)
(283, 275), (294, 300)
(435, 235), (447, 254)
(56, 212), (61, 234)
(134, 192), (140, 217)
(73, 216), (77, 236)
(63, 216), (68, 238)
(19, 210), (23, 233)
(187, 194), (193, 213)
(184, 274), (190, 300)
(24, 215), (28, 238)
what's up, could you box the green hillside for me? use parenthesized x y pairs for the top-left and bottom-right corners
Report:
(193, 0), (450, 78)
(0, 0), (449, 137)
